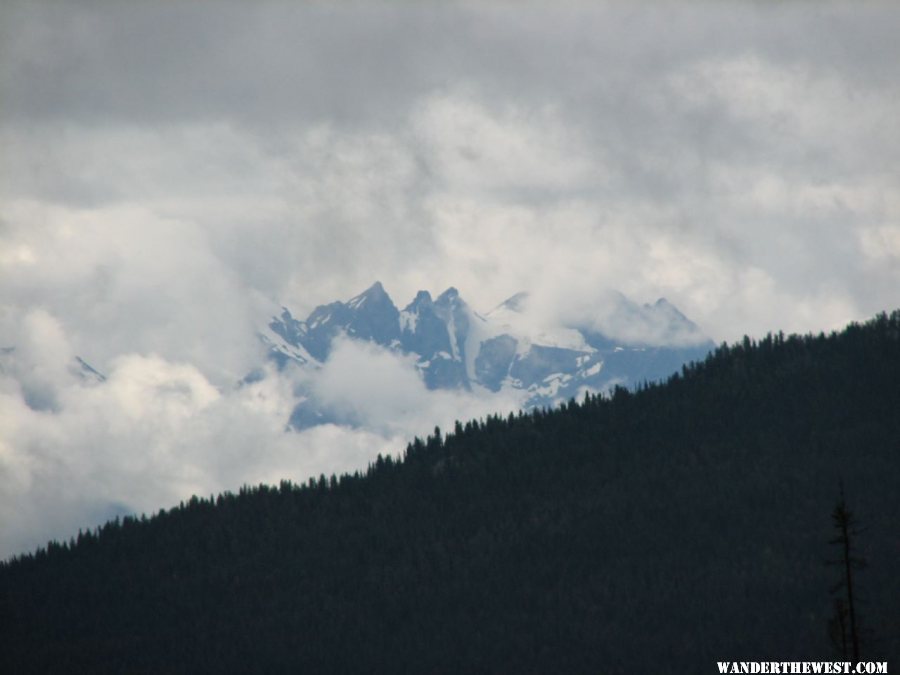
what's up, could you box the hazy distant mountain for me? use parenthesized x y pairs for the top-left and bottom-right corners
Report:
(262, 282), (714, 429)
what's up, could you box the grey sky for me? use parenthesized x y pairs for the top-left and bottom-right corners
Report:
(1, 1), (899, 557)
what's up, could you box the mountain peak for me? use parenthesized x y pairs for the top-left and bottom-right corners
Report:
(361, 280), (388, 298)
(653, 297), (675, 309)
(405, 290), (433, 310)
(435, 287), (460, 305)
(499, 291), (530, 313)
(647, 297), (690, 323)
(347, 281), (391, 310)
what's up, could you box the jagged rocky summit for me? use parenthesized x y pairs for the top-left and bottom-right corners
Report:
(261, 282), (714, 430)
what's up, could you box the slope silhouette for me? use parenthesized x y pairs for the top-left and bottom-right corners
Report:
(2, 312), (899, 673)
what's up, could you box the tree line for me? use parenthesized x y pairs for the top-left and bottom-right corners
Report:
(2, 312), (899, 673)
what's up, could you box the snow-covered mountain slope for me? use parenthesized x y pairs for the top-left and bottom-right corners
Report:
(263, 282), (714, 429)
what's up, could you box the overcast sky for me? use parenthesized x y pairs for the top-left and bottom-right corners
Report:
(2, 1), (899, 558)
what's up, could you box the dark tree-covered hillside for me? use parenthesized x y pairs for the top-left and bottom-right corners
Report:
(2, 312), (899, 673)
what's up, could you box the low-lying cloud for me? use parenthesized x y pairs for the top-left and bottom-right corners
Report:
(0, 317), (524, 559)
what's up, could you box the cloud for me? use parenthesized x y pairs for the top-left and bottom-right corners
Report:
(2, 309), (75, 411)
(3, 8), (899, 339)
(308, 337), (525, 435)
(2, 0), (900, 557)
(0, 200), (267, 384)
(0, 339), (385, 559)
(411, 91), (598, 197)
(0, 312), (525, 559)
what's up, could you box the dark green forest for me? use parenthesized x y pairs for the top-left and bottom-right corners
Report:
(2, 312), (899, 673)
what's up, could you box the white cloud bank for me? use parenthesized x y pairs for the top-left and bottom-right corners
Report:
(0, 312), (523, 559)
(2, 1), (900, 558)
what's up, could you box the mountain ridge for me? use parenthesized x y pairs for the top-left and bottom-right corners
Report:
(263, 283), (714, 429)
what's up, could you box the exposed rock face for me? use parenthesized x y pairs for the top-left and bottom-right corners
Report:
(262, 282), (714, 429)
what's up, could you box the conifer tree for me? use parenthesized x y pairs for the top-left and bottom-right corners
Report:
(828, 483), (865, 659)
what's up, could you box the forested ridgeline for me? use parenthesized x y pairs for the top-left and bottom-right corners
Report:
(2, 312), (899, 673)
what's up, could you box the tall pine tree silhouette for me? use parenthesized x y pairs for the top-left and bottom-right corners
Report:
(828, 482), (865, 659)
